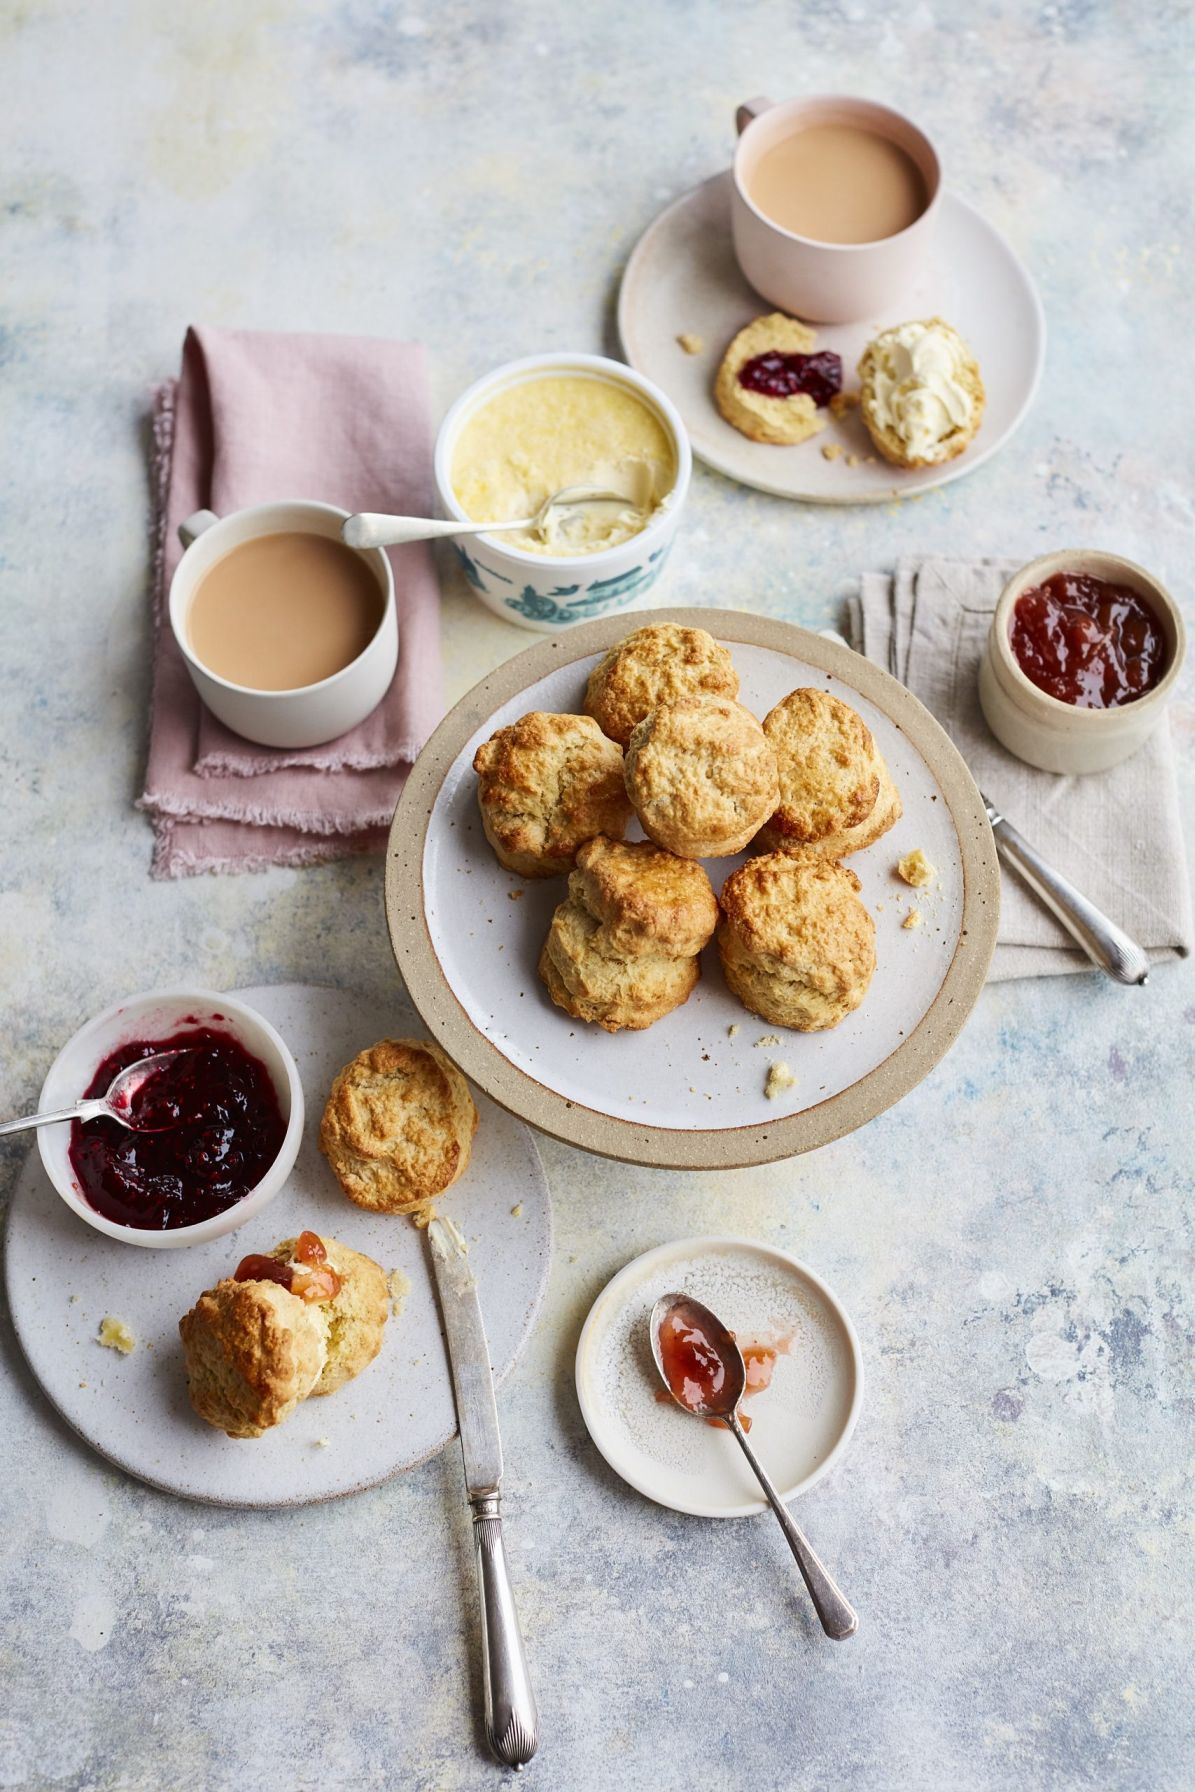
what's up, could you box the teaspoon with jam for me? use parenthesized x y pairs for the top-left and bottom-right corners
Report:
(0, 1051), (190, 1140)
(649, 1291), (858, 1641)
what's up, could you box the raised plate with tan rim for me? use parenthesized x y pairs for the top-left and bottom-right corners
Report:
(385, 609), (998, 1169)
(618, 173), (1045, 504)
(574, 1235), (862, 1518)
(4, 984), (551, 1508)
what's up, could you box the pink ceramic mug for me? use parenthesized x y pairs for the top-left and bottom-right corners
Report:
(730, 94), (942, 324)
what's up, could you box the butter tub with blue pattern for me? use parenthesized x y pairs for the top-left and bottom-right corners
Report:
(433, 352), (691, 633)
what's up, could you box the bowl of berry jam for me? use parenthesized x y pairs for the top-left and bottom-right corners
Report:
(979, 550), (1186, 775)
(37, 990), (304, 1248)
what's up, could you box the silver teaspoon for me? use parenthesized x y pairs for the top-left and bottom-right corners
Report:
(649, 1291), (858, 1641)
(0, 1051), (190, 1140)
(342, 481), (645, 551)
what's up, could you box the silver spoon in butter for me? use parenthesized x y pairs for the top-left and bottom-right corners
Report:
(343, 474), (655, 553)
(649, 1291), (858, 1641)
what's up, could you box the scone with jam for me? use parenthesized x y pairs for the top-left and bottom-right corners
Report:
(715, 313), (842, 445)
(473, 711), (631, 877)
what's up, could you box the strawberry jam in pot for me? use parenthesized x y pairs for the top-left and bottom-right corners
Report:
(68, 1028), (286, 1231)
(738, 349), (843, 407)
(1009, 572), (1167, 709)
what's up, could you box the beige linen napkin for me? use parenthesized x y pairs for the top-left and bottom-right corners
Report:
(848, 556), (1192, 981)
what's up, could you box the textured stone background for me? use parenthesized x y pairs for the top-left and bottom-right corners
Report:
(1, 2), (1192, 1788)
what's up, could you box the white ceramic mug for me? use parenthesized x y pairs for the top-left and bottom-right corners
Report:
(169, 499), (398, 749)
(730, 94), (942, 323)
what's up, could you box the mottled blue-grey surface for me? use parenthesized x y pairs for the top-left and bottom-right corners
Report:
(1, 3), (1192, 1789)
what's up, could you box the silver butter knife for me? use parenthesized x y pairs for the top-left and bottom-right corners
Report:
(982, 794), (1150, 986)
(427, 1219), (538, 1769)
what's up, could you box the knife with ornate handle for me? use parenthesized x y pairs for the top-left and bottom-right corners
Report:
(427, 1219), (539, 1770)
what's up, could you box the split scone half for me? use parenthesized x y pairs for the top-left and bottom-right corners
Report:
(753, 687), (902, 860)
(858, 317), (984, 468)
(321, 1038), (478, 1215)
(718, 855), (876, 1032)
(584, 623), (739, 748)
(539, 835), (717, 1032)
(472, 711), (631, 877)
(714, 312), (828, 445)
(179, 1230), (389, 1438)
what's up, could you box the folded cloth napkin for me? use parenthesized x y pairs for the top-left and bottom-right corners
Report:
(139, 326), (443, 876)
(847, 556), (1192, 981)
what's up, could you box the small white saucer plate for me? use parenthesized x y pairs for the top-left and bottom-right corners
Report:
(618, 171), (1045, 504)
(575, 1236), (862, 1519)
(4, 984), (551, 1508)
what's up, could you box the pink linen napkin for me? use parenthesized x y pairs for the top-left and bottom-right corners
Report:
(139, 326), (443, 876)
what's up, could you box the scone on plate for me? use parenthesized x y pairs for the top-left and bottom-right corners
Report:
(472, 711), (631, 877)
(624, 696), (779, 859)
(539, 834), (716, 1032)
(714, 313), (841, 445)
(584, 624), (739, 747)
(858, 317), (984, 468)
(718, 855), (876, 1031)
(754, 687), (902, 860)
(180, 1230), (390, 1436)
(321, 1038), (478, 1215)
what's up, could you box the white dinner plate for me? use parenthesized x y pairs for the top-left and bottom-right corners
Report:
(4, 983), (551, 1507)
(618, 172), (1045, 503)
(575, 1236), (862, 1518)
(386, 609), (999, 1169)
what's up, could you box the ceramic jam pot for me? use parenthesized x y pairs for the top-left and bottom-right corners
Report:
(433, 353), (691, 634)
(978, 549), (1186, 775)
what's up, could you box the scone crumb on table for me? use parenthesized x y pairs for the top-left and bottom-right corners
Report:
(97, 1316), (136, 1355)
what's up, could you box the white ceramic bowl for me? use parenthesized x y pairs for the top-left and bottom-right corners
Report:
(169, 500), (398, 749)
(37, 988), (305, 1249)
(433, 352), (691, 634)
(978, 549), (1186, 774)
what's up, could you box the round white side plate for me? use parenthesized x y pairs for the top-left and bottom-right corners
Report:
(618, 172), (1045, 503)
(4, 984), (551, 1508)
(575, 1237), (862, 1518)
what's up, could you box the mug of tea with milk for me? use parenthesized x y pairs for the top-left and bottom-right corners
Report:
(731, 95), (941, 323)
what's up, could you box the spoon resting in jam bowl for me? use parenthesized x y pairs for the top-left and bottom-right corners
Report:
(0, 1051), (190, 1140)
(649, 1291), (858, 1641)
(343, 471), (656, 552)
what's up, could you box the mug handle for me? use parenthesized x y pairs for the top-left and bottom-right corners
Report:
(178, 508), (220, 548)
(735, 95), (775, 135)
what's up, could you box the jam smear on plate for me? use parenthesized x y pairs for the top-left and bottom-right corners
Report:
(68, 1027), (286, 1231)
(235, 1231), (341, 1303)
(737, 349), (843, 407)
(1010, 572), (1167, 708)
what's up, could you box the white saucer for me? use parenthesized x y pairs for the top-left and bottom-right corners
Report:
(4, 983), (551, 1508)
(618, 171), (1045, 504)
(575, 1237), (862, 1518)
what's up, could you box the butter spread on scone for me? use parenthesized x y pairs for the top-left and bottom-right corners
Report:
(473, 711), (631, 877)
(858, 318), (984, 467)
(714, 313), (841, 446)
(754, 687), (902, 860)
(584, 623), (739, 748)
(624, 696), (779, 860)
(321, 1038), (478, 1215)
(718, 854), (876, 1032)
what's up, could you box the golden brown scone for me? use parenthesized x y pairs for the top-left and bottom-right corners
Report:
(624, 696), (779, 859)
(858, 317), (985, 469)
(321, 1038), (478, 1215)
(754, 687), (903, 860)
(539, 897), (700, 1032)
(718, 855), (876, 1031)
(179, 1278), (327, 1439)
(270, 1235), (389, 1396)
(714, 313), (827, 446)
(569, 835), (718, 959)
(472, 711), (631, 877)
(584, 624), (739, 747)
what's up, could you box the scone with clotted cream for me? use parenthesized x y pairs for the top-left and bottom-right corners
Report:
(858, 318), (984, 468)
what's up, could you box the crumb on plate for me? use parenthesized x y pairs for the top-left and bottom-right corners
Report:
(97, 1316), (135, 1356)
(764, 1061), (796, 1100)
(677, 332), (704, 355)
(727, 1023), (740, 1038)
(508, 888), (524, 901)
(846, 452), (860, 468)
(386, 1268), (411, 1315)
(754, 1034), (782, 1048)
(903, 908), (923, 930)
(821, 443), (843, 461)
(830, 390), (860, 417)
(896, 848), (935, 888)
(510, 1202), (523, 1218)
